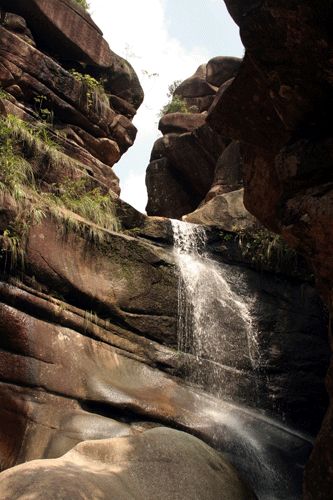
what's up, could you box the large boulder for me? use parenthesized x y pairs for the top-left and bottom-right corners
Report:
(146, 126), (225, 217)
(184, 188), (256, 231)
(146, 57), (241, 219)
(0, 428), (255, 500)
(158, 112), (207, 135)
(205, 141), (243, 201)
(145, 158), (195, 218)
(206, 56), (241, 87)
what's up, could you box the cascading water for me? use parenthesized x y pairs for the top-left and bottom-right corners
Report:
(171, 219), (313, 500)
(171, 219), (259, 397)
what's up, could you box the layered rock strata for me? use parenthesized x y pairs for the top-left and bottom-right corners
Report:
(0, 0), (143, 195)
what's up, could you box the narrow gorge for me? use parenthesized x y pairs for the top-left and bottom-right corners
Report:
(0, 1), (332, 499)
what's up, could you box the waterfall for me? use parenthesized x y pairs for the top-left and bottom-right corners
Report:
(171, 219), (312, 500)
(171, 219), (258, 397)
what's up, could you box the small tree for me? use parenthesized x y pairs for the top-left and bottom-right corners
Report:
(167, 80), (182, 97)
(159, 80), (189, 117)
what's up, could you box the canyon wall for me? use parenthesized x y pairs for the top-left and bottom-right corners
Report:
(145, 1), (333, 497)
(208, 2), (333, 498)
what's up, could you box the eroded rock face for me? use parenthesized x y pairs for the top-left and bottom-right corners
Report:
(0, 0), (144, 108)
(205, 1), (333, 497)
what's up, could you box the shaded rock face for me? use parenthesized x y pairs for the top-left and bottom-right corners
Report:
(0, 428), (256, 500)
(203, 1), (333, 498)
(145, 57), (241, 219)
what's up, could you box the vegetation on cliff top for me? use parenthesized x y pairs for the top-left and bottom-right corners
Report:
(159, 80), (191, 117)
(73, 0), (90, 11)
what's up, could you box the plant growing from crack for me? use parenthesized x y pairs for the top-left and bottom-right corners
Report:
(69, 69), (108, 109)
(236, 228), (298, 273)
(33, 95), (54, 124)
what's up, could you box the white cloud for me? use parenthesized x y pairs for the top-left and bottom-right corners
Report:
(89, 0), (209, 212)
(90, 0), (207, 134)
(119, 169), (148, 214)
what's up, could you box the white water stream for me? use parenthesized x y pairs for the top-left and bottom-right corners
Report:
(171, 219), (259, 394)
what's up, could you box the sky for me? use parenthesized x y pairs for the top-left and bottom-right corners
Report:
(89, 0), (243, 213)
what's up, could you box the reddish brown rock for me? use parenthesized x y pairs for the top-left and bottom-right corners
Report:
(0, 0), (143, 108)
(145, 158), (195, 218)
(183, 95), (215, 113)
(0, 12), (140, 195)
(207, 1), (333, 496)
(206, 56), (241, 87)
(0, 4), (331, 499)
(69, 126), (121, 167)
(208, 55), (289, 151)
(146, 61), (230, 218)
(158, 112), (207, 135)
(185, 188), (256, 231)
(175, 76), (217, 98)
(1, 13), (36, 46)
(205, 141), (243, 201)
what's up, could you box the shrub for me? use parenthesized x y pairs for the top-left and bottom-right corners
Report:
(73, 0), (89, 10)
(69, 69), (107, 109)
(0, 87), (11, 100)
(33, 95), (54, 123)
(159, 80), (190, 117)
(159, 95), (190, 116)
